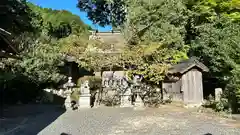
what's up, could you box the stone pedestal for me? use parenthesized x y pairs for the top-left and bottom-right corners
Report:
(120, 95), (132, 108)
(94, 91), (100, 107)
(134, 93), (144, 110)
(64, 95), (72, 110)
(79, 94), (91, 109)
(120, 88), (132, 108)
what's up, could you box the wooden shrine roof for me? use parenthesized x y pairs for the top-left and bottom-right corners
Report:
(168, 56), (209, 75)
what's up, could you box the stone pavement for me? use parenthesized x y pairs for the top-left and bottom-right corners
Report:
(1, 105), (240, 135)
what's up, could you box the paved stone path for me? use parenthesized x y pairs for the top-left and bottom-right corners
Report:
(1, 105), (240, 135)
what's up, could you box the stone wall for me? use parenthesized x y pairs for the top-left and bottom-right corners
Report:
(95, 71), (127, 106)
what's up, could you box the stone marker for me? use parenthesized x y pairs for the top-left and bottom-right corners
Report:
(64, 91), (72, 110)
(94, 90), (100, 107)
(120, 88), (133, 108)
(134, 93), (144, 110)
(215, 88), (223, 101)
(132, 75), (145, 110)
(79, 80), (91, 109)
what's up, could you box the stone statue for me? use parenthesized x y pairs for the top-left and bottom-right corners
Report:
(215, 88), (223, 101)
(79, 80), (91, 109)
(81, 80), (90, 94)
(63, 77), (75, 110)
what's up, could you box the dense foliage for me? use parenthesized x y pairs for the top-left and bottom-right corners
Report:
(0, 0), (37, 35)
(77, 0), (126, 27)
(78, 0), (240, 112)
(120, 44), (188, 84)
(124, 0), (188, 47)
(0, 1), (91, 104)
(187, 0), (240, 23)
(28, 2), (91, 38)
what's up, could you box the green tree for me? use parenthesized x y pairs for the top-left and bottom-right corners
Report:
(77, 0), (126, 27)
(189, 18), (240, 111)
(124, 0), (188, 48)
(78, 0), (188, 48)
(1, 1), (96, 104)
(121, 43), (188, 84)
(28, 2), (91, 38)
(184, 0), (240, 43)
(15, 34), (66, 84)
(59, 34), (119, 71)
(187, 0), (240, 23)
(189, 18), (240, 82)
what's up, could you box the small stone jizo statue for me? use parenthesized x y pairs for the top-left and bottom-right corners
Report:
(81, 80), (90, 94)
(79, 80), (91, 108)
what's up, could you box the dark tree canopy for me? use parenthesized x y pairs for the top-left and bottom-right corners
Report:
(0, 0), (37, 35)
(77, 0), (126, 27)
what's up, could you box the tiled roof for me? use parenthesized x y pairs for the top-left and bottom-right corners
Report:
(89, 31), (126, 50)
(168, 57), (209, 74)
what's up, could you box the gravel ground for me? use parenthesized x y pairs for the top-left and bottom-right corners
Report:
(1, 105), (240, 135)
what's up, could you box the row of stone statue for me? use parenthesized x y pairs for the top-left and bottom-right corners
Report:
(64, 76), (144, 110)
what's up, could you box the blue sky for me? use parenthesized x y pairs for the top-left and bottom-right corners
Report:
(29, 0), (112, 32)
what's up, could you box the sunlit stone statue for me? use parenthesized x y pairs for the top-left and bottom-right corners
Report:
(120, 87), (133, 108)
(79, 80), (91, 109)
(215, 88), (223, 101)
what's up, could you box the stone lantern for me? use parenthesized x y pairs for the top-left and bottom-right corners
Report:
(63, 77), (75, 110)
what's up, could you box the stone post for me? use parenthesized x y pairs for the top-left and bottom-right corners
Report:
(134, 93), (144, 109)
(132, 75), (144, 110)
(215, 88), (223, 101)
(94, 90), (101, 107)
(79, 80), (91, 109)
(120, 88), (133, 108)
(94, 91), (99, 107)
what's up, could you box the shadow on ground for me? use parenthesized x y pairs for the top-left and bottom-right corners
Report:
(60, 133), (72, 135)
(0, 103), (66, 135)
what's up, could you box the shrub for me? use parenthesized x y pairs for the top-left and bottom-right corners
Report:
(215, 98), (229, 112)
(0, 72), (42, 104)
(165, 95), (173, 104)
(141, 86), (163, 107)
(225, 66), (240, 113)
(203, 95), (229, 112)
(102, 95), (120, 106)
(70, 88), (80, 102)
